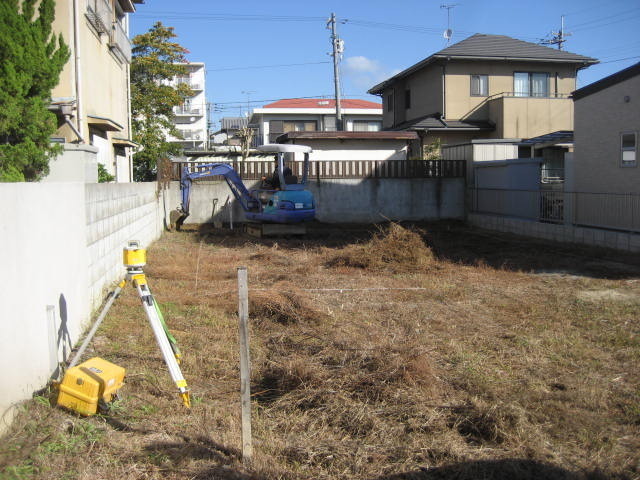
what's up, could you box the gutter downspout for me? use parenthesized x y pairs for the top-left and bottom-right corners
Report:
(72, 0), (84, 143)
(64, 114), (85, 143)
(441, 61), (447, 120)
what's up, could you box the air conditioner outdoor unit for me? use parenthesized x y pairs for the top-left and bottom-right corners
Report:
(194, 134), (200, 140)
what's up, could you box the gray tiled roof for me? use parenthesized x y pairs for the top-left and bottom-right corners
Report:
(369, 34), (598, 94)
(435, 34), (597, 63)
(391, 114), (494, 132)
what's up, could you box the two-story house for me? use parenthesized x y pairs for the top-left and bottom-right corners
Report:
(249, 98), (382, 144)
(368, 34), (597, 154)
(167, 62), (208, 151)
(49, 0), (142, 182)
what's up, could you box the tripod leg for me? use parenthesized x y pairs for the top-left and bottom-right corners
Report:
(133, 275), (191, 408)
(68, 280), (126, 368)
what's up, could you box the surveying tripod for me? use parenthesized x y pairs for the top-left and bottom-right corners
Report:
(69, 241), (191, 408)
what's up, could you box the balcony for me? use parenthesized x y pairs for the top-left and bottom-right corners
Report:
(487, 92), (573, 139)
(108, 21), (132, 64)
(175, 79), (203, 91)
(85, 0), (111, 34)
(174, 106), (203, 116)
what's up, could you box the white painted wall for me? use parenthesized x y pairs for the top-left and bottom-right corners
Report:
(0, 182), (164, 435)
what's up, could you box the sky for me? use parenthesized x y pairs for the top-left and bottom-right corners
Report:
(129, 0), (640, 131)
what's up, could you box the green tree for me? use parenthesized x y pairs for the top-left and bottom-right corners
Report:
(131, 22), (193, 182)
(0, 0), (69, 182)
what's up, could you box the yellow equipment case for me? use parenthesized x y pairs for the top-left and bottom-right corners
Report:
(57, 357), (125, 416)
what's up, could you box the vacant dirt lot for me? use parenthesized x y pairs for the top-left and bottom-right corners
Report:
(2, 221), (639, 480)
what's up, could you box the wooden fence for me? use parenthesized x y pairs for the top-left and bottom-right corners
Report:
(172, 159), (465, 181)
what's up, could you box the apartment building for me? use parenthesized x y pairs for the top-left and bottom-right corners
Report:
(167, 62), (208, 151)
(49, 0), (142, 182)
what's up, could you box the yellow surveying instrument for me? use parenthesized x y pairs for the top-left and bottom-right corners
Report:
(57, 241), (191, 415)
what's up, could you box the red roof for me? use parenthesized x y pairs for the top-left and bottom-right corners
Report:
(262, 98), (382, 109)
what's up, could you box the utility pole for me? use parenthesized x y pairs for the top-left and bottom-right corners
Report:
(540, 15), (571, 50)
(327, 13), (344, 131)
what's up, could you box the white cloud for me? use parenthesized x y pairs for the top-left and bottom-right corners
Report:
(342, 56), (399, 91)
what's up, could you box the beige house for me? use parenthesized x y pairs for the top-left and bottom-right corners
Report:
(570, 62), (640, 233)
(573, 62), (639, 194)
(368, 34), (597, 153)
(47, 0), (142, 182)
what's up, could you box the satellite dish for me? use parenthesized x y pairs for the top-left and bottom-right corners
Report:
(443, 28), (452, 40)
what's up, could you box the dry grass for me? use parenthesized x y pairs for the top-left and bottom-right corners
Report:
(1, 222), (639, 480)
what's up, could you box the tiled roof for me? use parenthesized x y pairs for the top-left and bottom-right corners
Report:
(262, 98), (382, 109)
(435, 34), (597, 63)
(369, 33), (598, 94)
(572, 62), (640, 100)
(392, 114), (494, 132)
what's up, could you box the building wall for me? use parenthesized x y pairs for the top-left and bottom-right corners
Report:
(168, 177), (465, 225)
(573, 74), (640, 194)
(445, 60), (577, 120)
(51, 1), (135, 182)
(0, 181), (163, 435)
(490, 96), (574, 139)
(283, 139), (409, 161)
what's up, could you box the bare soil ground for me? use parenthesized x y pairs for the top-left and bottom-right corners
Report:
(2, 221), (640, 480)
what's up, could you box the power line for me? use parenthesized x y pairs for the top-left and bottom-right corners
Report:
(569, 7), (639, 29)
(597, 56), (640, 64)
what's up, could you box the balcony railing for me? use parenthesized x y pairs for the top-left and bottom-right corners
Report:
(487, 91), (572, 100)
(175, 79), (202, 91)
(85, 0), (111, 34)
(108, 20), (131, 63)
(174, 107), (203, 116)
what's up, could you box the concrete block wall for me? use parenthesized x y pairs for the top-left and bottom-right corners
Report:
(468, 213), (640, 253)
(86, 183), (163, 310)
(169, 177), (466, 225)
(0, 182), (163, 435)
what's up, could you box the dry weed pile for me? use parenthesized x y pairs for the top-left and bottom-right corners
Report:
(1, 222), (639, 480)
(325, 223), (435, 273)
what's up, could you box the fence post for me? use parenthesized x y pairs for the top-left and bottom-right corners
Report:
(237, 267), (252, 465)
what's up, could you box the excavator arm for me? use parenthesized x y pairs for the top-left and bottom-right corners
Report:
(173, 163), (258, 230)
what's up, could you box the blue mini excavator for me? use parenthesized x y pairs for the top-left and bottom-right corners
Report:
(171, 144), (315, 232)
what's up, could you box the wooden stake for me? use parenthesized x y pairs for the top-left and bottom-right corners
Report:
(237, 266), (253, 464)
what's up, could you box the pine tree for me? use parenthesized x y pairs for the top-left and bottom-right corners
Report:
(131, 22), (193, 182)
(0, 0), (69, 182)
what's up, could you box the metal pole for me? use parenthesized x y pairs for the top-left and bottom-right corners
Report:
(328, 13), (343, 131)
(237, 267), (253, 464)
(68, 281), (125, 368)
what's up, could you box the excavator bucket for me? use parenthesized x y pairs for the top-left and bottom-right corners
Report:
(169, 210), (188, 231)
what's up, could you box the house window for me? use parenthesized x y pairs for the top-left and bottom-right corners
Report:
(514, 72), (549, 97)
(268, 120), (317, 142)
(352, 120), (382, 132)
(470, 74), (488, 96)
(621, 132), (637, 167)
(405, 89), (411, 109)
(387, 93), (394, 112)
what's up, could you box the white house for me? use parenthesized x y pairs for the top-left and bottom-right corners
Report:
(249, 98), (382, 144)
(167, 62), (208, 150)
